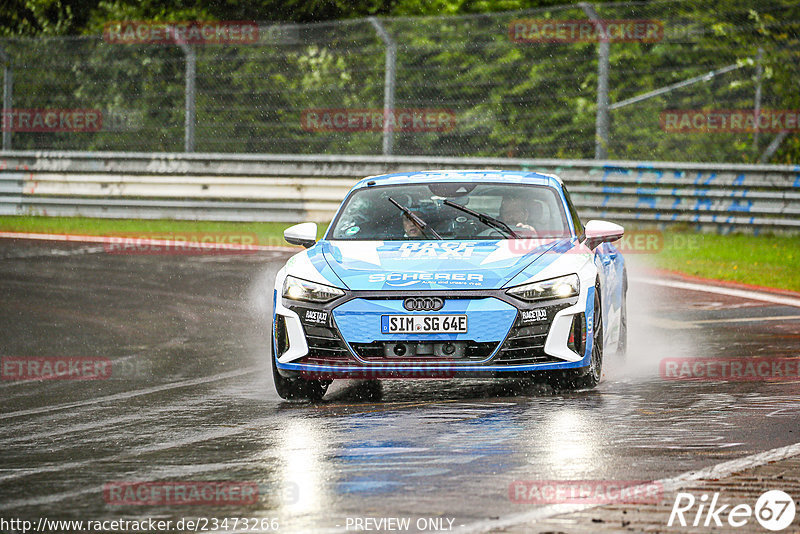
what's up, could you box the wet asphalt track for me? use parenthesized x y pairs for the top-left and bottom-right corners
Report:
(1, 238), (800, 533)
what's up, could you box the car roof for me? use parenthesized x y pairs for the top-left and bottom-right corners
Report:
(352, 170), (563, 190)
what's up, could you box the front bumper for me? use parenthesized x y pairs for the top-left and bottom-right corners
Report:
(273, 286), (594, 379)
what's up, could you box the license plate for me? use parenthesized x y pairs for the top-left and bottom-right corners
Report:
(381, 315), (467, 334)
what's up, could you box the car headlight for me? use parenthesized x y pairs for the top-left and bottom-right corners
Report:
(506, 274), (580, 302)
(282, 275), (345, 303)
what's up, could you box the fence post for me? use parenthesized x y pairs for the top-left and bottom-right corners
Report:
(178, 43), (196, 153)
(369, 17), (396, 156)
(753, 47), (764, 153)
(0, 47), (12, 151)
(580, 2), (609, 160)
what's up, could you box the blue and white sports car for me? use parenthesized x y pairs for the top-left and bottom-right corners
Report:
(272, 170), (626, 400)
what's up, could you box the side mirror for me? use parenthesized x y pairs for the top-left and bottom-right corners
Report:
(284, 222), (318, 248)
(584, 220), (624, 250)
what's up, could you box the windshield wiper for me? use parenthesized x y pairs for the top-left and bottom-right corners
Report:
(387, 197), (442, 240)
(443, 199), (520, 239)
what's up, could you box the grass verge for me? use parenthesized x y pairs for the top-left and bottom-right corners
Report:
(0, 216), (328, 247)
(645, 231), (800, 292)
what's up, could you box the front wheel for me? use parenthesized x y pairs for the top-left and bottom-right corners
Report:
(271, 339), (330, 401)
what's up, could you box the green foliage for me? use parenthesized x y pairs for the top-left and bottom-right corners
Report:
(0, 0), (77, 36)
(0, 0), (797, 162)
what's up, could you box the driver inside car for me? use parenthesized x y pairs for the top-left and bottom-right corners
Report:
(499, 196), (537, 236)
(402, 211), (425, 238)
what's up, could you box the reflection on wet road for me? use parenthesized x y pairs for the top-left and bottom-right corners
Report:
(1, 240), (799, 532)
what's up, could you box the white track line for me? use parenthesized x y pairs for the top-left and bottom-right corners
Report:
(453, 441), (800, 533)
(0, 367), (258, 421)
(633, 277), (800, 308)
(693, 314), (800, 324)
(641, 314), (800, 330)
(0, 231), (298, 252)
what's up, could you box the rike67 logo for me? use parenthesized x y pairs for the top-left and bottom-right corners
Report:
(669, 490), (797, 531)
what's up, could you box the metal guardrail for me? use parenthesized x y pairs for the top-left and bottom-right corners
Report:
(0, 151), (798, 231)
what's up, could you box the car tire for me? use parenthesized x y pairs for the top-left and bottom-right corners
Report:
(271, 337), (330, 401)
(555, 282), (603, 390)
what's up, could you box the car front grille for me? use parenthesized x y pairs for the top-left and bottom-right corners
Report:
(302, 324), (355, 365)
(491, 323), (562, 365)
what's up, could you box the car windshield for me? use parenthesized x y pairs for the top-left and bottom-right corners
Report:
(328, 181), (571, 240)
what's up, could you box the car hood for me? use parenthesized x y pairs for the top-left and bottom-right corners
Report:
(315, 239), (573, 291)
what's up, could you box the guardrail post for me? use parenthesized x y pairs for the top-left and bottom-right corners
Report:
(580, 2), (610, 160)
(369, 17), (396, 156)
(0, 47), (12, 151)
(178, 43), (196, 153)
